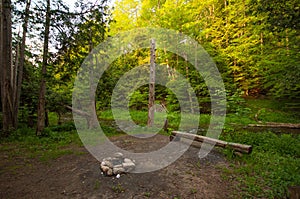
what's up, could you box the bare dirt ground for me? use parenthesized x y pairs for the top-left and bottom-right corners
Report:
(0, 134), (239, 199)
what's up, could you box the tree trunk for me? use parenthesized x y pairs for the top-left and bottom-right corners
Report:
(87, 30), (98, 129)
(184, 52), (194, 114)
(0, 0), (15, 134)
(13, 41), (19, 111)
(147, 39), (156, 127)
(36, 0), (50, 136)
(13, 0), (31, 128)
(224, 0), (228, 47)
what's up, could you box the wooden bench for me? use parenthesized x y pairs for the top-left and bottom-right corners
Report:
(170, 131), (252, 154)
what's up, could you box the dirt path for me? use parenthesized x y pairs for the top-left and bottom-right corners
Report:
(0, 134), (238, 199)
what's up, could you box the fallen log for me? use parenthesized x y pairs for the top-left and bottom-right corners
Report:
(170, 131), (252, 154)
(64, 105), (90, 117)
(248, 122), (300, 129)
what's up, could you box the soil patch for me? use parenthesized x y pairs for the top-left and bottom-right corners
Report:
(0, 134), (238, 198)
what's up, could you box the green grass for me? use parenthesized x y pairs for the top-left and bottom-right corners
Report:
(48, 112), (59, 126)
(99, 108), (210, 131)
(245, 98), (300, 123)
(98, 99), (300, 198)
(0, 124), (82, 163)
(99, 99), (300, 133)
(1, 98), (298, 198)
(111, 183), (125, 193)
(0, 120), (124, 164)
(221, 131), (300, 198)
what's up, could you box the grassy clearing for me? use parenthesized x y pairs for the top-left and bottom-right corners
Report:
(244, 98), (300, 123)
(98, 99), (300, 198)
(99, 99), (300, 135)
(99, 99), (300, 131)
(0, 125), (81, 162)
(100, 108), (210, 130)
(1, 98), (298, 198)
(221, 131), (300, 198)
(0, 121), (123, 163)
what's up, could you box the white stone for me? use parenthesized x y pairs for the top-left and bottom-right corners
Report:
(113, 167), (125, 174)
(107, 168), (113, 176)
(113, 164), (123, 168)
(102, 160), (113, 168)
(112, 158), (123, 165)
(100, 165), (110, 173)
(103, 157), (112, 161)
(114, 152), (124, 158)
(122, 162), (135, 172)
(122, 162), (135, 167)
(125, 167), (134, 172)
(124, 158), (133, 163)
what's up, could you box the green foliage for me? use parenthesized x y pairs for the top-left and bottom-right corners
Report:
(48, 122), (76, 132)
(101, 123), (124, 137)
(144, 192), (151, 197)
(129, 90), (148, 110)
(225, 114), (255, 126)
(222, 131), (300, 198)
(257, 109), (299, 123)
(6, 0), (300, 133)
(111, 183), (125, 193)
(109, 0), (300, 101)
(246, 98), (300, 123)
(0, 127), (83, 162)
(100, 108), (209, 132)
(226, 91), (251, 114)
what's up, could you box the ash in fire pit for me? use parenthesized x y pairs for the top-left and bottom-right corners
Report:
(100, 152), (135, 176)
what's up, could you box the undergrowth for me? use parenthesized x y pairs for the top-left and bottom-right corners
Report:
(221, 131), (300, 198)
(99, 99), (300, 130)
(0, 123), (81, 162)
(0, 121), (123, 162)
(0, 98), (299, 198)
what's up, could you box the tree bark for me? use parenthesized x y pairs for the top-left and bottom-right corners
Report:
(87, 30), (98, 129)
(36, 0), (50, 136)
(224, 0), (228, 47)
(184, 52), (194, 114)
(0, 0), (14, 134)
(147, 39), (156, 127)
(13, 0), (31, 128)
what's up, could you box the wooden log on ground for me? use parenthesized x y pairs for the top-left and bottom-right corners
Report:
(248, 122), (300, 129)
(170, 131), (252, 154)
(288, 186), (300, 199)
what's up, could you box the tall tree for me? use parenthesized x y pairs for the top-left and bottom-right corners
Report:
(147, 39), (156, 127)
(13, 0), (31, 128)
(36, 0), (51, 135)
(0, 0), (14, 133)
(51, 1), (110, 128)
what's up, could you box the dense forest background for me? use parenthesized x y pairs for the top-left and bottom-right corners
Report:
(0, 0), (299, 134)
(1, 1), (300, 198)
